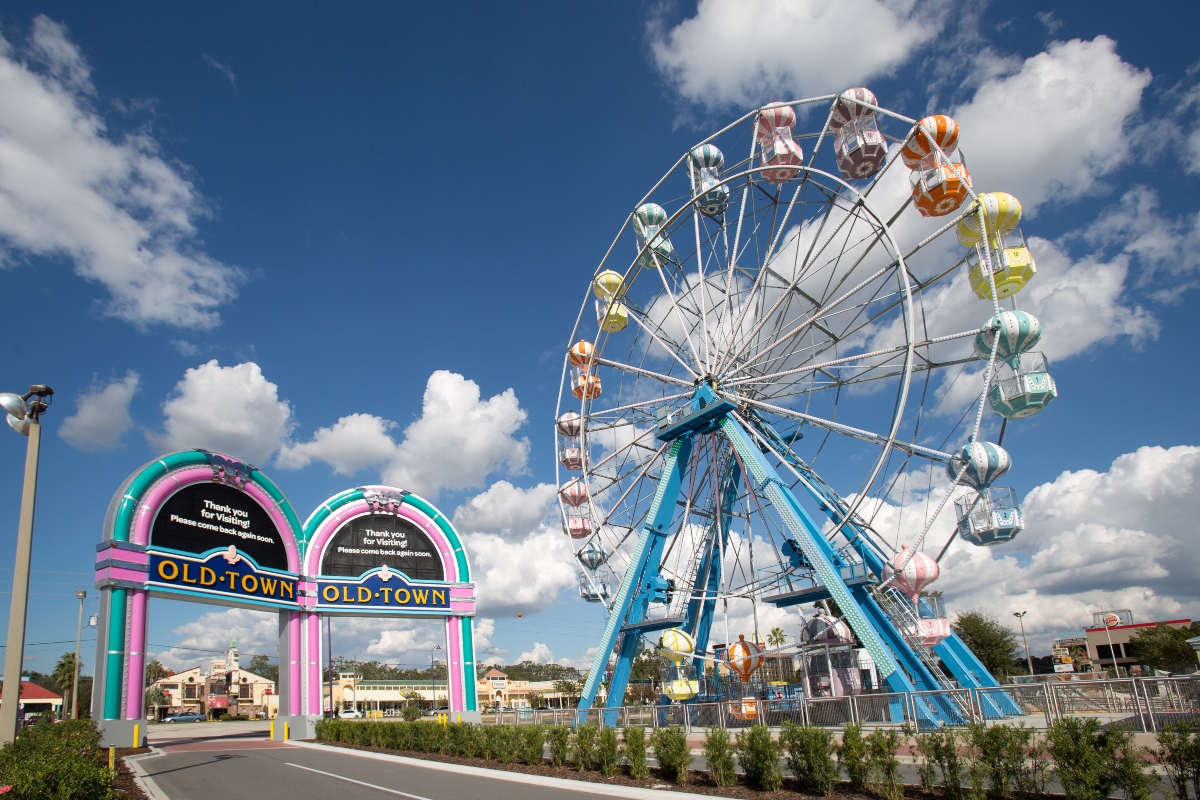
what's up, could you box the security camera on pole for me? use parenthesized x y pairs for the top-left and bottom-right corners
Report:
(0, 385), (54, 744)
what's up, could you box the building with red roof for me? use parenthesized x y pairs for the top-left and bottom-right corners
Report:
(0, 678), (64, 717)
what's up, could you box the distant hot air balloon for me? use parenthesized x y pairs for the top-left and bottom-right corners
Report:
(517, 613), (523, 618)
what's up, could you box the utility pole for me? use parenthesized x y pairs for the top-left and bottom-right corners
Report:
(0, 386), (53, 744)
(1013, 611), (1034, 677)
(71, 590), (86, 719)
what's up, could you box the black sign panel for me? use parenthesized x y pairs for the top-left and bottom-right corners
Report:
(150, 483), (288, 571)
(320, 514), (444, 580)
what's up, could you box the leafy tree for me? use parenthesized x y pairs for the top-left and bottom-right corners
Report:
(247, 654), (279, 682)
(526, 692), (544, 708)
(476, 661), (580, 681)
(552, 679), (581, 706)
(1127, 622), (1200, 673)
(768, 627), (788, 648)
(624, 650), (667, 704)
(145, 686), (168, 716)
(144, 659), (169, 686)
(52, 653), (82, 718)
(952, 610), (1018, 679)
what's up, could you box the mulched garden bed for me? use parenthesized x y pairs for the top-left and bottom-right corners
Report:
(111, 747), (151, 800)
(312, 739), (938, 799)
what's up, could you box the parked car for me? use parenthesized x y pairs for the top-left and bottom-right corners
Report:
(423, 706), (450, 717)
(338, 709), (362, 719)
(163, 713), (206, 723)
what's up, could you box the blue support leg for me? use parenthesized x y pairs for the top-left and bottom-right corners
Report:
(577, 437), (694, 720)
(720, 417), (917, 695)
(688, 463), (739, 682)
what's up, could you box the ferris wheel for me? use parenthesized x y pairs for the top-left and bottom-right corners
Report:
(554, 90), (1057, 718)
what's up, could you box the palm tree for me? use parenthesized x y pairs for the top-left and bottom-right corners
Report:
(51, 653), (77, 718)
(767, 627), (788, 649)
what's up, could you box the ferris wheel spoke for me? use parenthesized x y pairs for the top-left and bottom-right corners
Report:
(622, 304), (702, 380)
(728, 328), (979, 389)
(593, 355), (695, 389)
(715, 196), (871, 376)
(730, 394), (952, 463)
(722, 257), (896, 382)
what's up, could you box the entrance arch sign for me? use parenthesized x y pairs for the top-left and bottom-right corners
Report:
(93, 452), (478, 745)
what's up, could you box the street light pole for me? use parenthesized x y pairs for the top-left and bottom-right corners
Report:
(1013, 611), (1034, 677)
(72, 590), (86, 719)
(429, 644), (442, 710)
(0, 385), (52, 744)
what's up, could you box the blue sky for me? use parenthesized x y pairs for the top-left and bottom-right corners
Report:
(0, 0), (1198, 677)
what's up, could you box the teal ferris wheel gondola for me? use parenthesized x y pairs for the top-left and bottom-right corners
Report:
(689, 144), (729, 217)
(975, 309), (1041, 361)
(633, 202), (674, 268)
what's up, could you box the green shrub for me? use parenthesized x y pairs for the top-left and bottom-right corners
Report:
(1155, 720), (1200, 800)
(1106, 727), (1155, 800)
(866, 728), (904, 800)
(781, 722), (837, 796)
(573, 723), (598, 771)
(0, 718), (114, 800)
(547, 725), (570, 768)
(839, 722), (869, 789)
(622, 726), (649, 780)
(519, 725), (545, 765)
(477, 725), (500, 760)
(651, 726), (691, 784)
(736, 724), (783, 791)
(410, 721), (446, 754)
(703, 726), (736, 787)
(597, 727), (620, 776)
(447, 722), (478, 758)
(1046, 717), (1153, 800)
(403, 705), (421, 722)
(494, 725), (519, 764)
(915, 728), (966, 799)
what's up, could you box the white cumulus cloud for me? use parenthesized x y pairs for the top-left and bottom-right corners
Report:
(1080, 185), (1200, 298)
(952, 36), (1151, 213)
(150, 360), (293, 465)
(516, 642), (555, 664)
(451, 481), (556, 540)
(383, 371), (529, 498)
(464, 525), (578, 617)
(276, 413), (399, 474)
(279, 371), (530, 500)
(154, 607), (277, 671)
(0, 16), (242, 328)
(651, 0), (945, 108)
(58, 370), (139, 451)
(858, 445), (1200, 649)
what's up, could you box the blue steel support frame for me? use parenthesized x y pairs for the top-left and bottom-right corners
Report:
(747, 416), (1020, 714)
(719, 417), (918, 694)
(577, 436), (694, 718)
(686, 461), (739, 678)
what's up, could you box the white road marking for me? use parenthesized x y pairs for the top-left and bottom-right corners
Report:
(285, 762), (433, 799)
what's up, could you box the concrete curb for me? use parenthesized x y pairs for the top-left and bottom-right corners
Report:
(124, 748), (173, 800)
(288, 740), (737, 800)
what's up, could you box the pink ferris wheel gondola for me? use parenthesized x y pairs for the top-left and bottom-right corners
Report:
(887, 543), (939, 603)
(757, 104), (803, 185)
(829, 88), (887, 180)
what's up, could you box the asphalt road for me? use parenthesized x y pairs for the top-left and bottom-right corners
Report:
(135, 741), (671, 800)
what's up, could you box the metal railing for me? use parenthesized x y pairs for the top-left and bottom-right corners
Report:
(462, 676), (1198, 733)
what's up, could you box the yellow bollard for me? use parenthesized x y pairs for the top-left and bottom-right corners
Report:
(133, 723), (140, 748)
(270, 720), (275, 740)
(284, 721), (289, 741)
(457, 713), (461, 724)
(109, 745), (115, 771)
